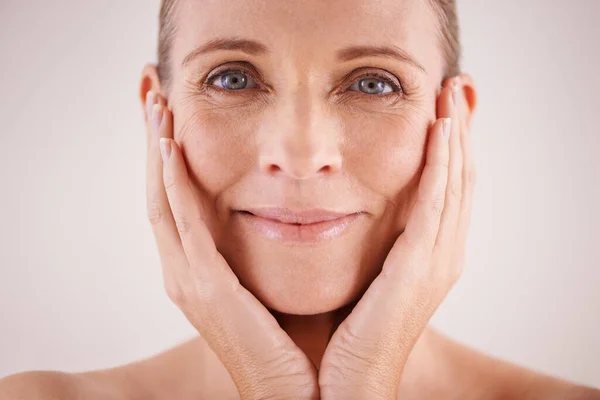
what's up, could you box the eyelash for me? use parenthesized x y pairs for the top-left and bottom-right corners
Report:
(201, 66), (404, 98)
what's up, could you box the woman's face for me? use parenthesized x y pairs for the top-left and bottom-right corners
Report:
(142, 0), (455, 315)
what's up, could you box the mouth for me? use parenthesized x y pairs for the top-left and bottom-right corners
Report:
(235, 208), (364, 244)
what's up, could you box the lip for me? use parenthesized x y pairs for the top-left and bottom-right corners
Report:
(236, 208), (363, 243)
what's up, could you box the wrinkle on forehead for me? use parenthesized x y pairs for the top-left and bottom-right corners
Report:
(172, 0), (442, 82)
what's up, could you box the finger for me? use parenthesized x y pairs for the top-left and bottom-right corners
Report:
(157, 93), (169, 115)
(434, 78), (463, 251)
(145, 94), (188, 277)
(144, 92), (170, 151)
(400, 117), (451, 253)
(144, 91), (155, 125)
(455, 89), (476, 265)
(160, 135), (226, 283)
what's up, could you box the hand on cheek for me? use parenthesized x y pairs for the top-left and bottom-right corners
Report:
(318, 77), (475, 400)
(144, 92), (319, 400)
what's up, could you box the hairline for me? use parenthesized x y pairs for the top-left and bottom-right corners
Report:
(157, 0), (460, 91)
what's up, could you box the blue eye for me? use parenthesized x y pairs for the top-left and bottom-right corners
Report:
(349, 76), (396, 95)
(210, 70), (259, 90)
(205, 67), (401, 96)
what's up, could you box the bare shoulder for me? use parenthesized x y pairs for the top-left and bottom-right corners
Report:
(516, 371), (600, 400)
(0, 370), (123, 400)
(0, 335), (236, 400)
(420, 327), (600, 400)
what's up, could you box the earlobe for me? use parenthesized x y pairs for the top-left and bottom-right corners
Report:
(139, 63), (163, 120)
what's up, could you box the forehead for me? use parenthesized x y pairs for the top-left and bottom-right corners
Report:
(172, 0), (442, 77)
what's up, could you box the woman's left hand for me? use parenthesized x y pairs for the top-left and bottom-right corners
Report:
(319, 76), (475, 399)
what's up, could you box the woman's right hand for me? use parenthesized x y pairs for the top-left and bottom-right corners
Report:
(144, 92), (319, 400)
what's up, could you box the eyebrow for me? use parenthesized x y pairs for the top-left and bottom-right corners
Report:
(181, 37), (427, 74)
(336, 45), (427, 74)
(181, 37), (269, 67)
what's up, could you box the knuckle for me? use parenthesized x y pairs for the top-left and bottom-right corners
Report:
(449, 180), (462, 199)
(414, 194), (445, 218)
(450, 254), (465, 281)
(146, 198), (163, 225)
(430, 196), (445, 216)
(331, 321), (373, 363)
(166, 281), (211, 309)
(173, 215), (191, 234)
(163, 178), (177, 191)
(400, 233), (419, 253)
(405, 259), (433, 287)
(426, 159), (449, 171)
(436, 261), (462, 288)
(164, 281), (185, 306)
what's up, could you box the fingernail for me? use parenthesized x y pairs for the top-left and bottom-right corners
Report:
(442, 118), (451, 139)
(451, 82), (458, 108)
(146, 91), (155, 120)
(160, 138), (171, 161)
(152, 104), (163, 132)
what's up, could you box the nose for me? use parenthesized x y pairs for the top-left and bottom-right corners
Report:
(258, 93), (343, 180)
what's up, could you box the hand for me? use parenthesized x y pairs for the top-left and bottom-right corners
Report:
(318, 76), (475, 399)
(144, 92), (319, 400)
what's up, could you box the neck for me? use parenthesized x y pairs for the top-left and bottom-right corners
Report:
(269, 309), (449, 399)
(270, 301), (357, 369)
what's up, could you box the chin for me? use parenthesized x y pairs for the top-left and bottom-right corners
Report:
(259, 271), (364, 315)
(231, 254), (369, 315)
(217, 223), (389, 315)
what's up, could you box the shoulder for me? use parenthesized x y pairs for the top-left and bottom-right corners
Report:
(0, 371), (70, 400)
(0, 335), (236, 400)
(420, 327), (600, 400)
(0, 370), (122, 400)
(516, 373), (600, 400)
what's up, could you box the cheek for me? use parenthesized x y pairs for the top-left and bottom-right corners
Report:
(342, 108), (429, 202)
(173, 105), (257, 197)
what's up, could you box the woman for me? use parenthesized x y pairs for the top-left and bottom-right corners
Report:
(1, 0), (599, 398)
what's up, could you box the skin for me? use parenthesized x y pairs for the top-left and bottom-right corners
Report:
(1, 0), (599, 398)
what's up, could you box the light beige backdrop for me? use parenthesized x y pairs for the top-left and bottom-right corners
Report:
(1, 0), (599, 387)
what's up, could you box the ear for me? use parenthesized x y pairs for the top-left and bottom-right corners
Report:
(456, 73), (477, 131)
(139, 63), (163, 121)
